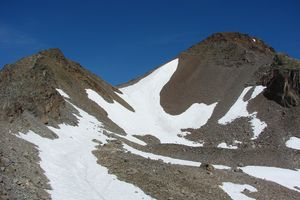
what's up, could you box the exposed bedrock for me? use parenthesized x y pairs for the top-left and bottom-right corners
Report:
(261, 54), (300, 107)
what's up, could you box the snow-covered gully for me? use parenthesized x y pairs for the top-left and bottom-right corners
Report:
(86, 58), (217, 147)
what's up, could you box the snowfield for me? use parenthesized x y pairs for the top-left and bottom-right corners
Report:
(218, 86), (267, 139)
(86, 59), (217, 147)
(241, 166), (300, 192)
(16, 88), (300, 200)
(18, 99), (153, 200)
(16, 88), (225, 200)
(220, 182), (257, 200)
(123, 143), (201, 167)
(286, 136), (300, 150)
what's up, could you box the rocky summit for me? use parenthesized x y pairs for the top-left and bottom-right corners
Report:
(1, 32), (300, 200)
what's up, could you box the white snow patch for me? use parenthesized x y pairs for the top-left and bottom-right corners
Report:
(241, 166), (300, 192)
(123, 143), (200, 167)
(123, 143), (231, 170)
(250, 86), (265, 99)
(86, 58), (217, 147)
(249, 113), (267, 140)
(116, 133), (148, 146)
(234, 140), (242, 144)
(218, 86), (267, 140)
(286, 137), (300, 150)
(56, 88), (70, 98)
(218, 86), (252, 124)
(220, 182), (257, 200)
(18, 102), (153, 200)
(213, 165), (232, 170)
(252, 38), (256, 42)
(217, 142), (238, 149)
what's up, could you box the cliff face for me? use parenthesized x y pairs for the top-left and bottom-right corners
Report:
(262, 54), (300, 107)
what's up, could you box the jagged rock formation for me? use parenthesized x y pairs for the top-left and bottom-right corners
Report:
(262, 54), (300, 107)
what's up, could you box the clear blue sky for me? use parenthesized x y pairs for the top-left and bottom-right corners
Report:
(1, 0), (299, 85)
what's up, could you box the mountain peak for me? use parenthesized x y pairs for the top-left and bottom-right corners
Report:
(160, 32), (276, 116)
(0, 47), (133, 125)
(206, 32), (254, 41)
(204, 32), (262, 45)
(38, 48), (66, 60)
(184, 32), (275, 56)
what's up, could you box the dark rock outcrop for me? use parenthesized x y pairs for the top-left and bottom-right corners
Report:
(262, 54), (300, 107)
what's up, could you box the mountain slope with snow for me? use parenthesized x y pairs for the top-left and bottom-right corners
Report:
(18, 98), (153, 200)
(86, 58), (217, 146)
(1, 32), (300, 200)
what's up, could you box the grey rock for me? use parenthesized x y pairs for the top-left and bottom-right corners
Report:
(237, 162), (244, 167)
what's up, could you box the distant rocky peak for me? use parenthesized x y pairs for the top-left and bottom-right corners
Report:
(0, 47), (134, 125)
(184, 32), (275, 57)
(0, 48), (66, 76)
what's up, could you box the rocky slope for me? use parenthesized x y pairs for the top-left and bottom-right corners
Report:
(160, 32), (274, 115)
(0, 49), (130, 200)
(1, 32), (300, 200)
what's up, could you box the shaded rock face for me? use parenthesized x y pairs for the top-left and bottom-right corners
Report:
(160, 32), (274, 115)
(0, 53), (65, 124)
(262, 54), (300, 107)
